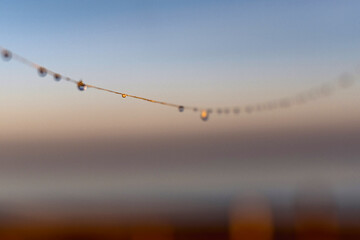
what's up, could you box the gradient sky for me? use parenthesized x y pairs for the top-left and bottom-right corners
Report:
(1, 0), (360, 139)
(1, 1), (360, 212)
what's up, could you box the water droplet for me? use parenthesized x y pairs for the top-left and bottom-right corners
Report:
(338, 73), (355, 88)
(54, 73), (61, 81)
(294, 95), (306, 104)
(178, 106), (184, 112)
(306, 90), (319, 100)
(1, 49), (12, 61)
(77, 81), (87, 91)
(38, 67), (47, 77)
(271, 102), (279, 109)
(245, 106), (253, 113)
(233, 108), (240, 114)
(318, 84), (333, 97)
(200, 110), (209, 121)
(122, 94), (127, 98)
(279, 98), (291, 108)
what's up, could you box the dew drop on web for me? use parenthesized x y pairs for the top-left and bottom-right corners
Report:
(38, 67), (47, 77)
(77, 81), (87, 91)
(200, 110), (209, 121)
(1, 49), (12, 61)
(54, 73), (61, 81)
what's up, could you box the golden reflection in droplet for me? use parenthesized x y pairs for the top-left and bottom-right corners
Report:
(77, 81), (87, 91)
(200, 110), (209, 121)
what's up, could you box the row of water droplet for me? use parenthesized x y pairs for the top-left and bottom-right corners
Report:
(2, 48), (211, 121)
(2, 48), (355, 122)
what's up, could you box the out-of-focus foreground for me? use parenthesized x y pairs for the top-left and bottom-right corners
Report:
(0, 193), (359, 240)
(1, 127), (360, 239)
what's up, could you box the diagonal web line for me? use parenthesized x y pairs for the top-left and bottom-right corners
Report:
(1, 47), (356, 121)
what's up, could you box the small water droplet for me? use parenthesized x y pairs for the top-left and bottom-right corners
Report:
(54, 73), (61, 81)
(279, 98), (291, 108)
(294, 95), (306, 104)
(178, 106), (184, 112)
(306, 90), (319, 100)
(200, 110), (209, 121)
(1, 49), (12, 61)
(38, 67), (47, 77)
(338, 73), (355, 88)
(122, 94), (127, 98)
(265, 102), (274, 110)
(245, 106), (253, 113)
(77, 81), (87, 91)
(320, 84), (334, 96)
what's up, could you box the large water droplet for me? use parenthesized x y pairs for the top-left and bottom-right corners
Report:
(54, 73), (61, 81)
(1, 49), (12, 61)
(200, 110), (209, 121)
(122, 94), (127, 98)
(178, 106), (184, 112)
(77, 81), (87, 91)
(38, 67), (47, 77)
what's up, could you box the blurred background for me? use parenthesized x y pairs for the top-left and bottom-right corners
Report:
(1, 0), (360, 239)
